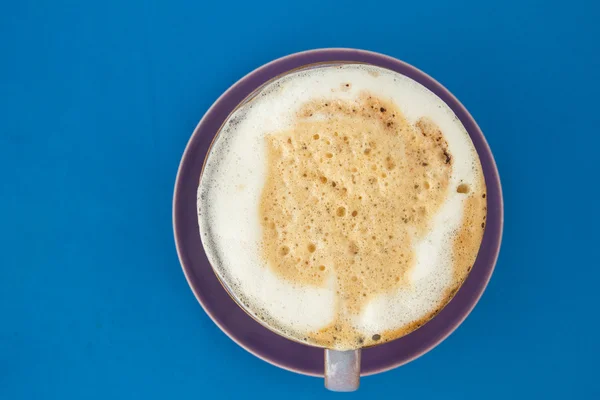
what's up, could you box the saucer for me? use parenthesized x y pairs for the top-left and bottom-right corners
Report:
(173, 48), (503, 377)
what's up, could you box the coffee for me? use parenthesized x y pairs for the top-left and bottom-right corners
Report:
(198, 64), (486, 351)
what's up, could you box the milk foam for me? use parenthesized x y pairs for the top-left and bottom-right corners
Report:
(198, 64), (482, 343)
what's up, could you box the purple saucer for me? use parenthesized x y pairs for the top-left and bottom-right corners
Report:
(173, 48), (503, 377)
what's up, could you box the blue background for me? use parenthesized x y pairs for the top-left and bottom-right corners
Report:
(1, 0), (599, 398)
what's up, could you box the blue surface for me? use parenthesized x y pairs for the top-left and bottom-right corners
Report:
(1, 0), (599, 398)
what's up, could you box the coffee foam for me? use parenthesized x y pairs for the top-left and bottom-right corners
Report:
(198, 64), (485, 349)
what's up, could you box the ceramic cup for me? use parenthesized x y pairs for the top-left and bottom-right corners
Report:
(173, 48), (503, 391)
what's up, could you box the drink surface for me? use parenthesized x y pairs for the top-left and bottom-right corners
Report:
(198, 64), (486, 350)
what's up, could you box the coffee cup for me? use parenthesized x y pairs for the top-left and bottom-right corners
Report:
(174, 48), (503, 391)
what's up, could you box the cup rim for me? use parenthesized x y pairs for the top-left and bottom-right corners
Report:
(173, 48), (503, 377)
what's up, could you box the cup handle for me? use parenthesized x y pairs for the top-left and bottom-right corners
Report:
(324, 349), (361, 391)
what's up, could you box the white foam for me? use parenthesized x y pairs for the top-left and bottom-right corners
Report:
(198, 64), (482, 341)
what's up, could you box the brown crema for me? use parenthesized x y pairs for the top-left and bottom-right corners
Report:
(259, 91), (486, 350)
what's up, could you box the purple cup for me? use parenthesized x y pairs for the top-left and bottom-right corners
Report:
(173, 48), (503, 381)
